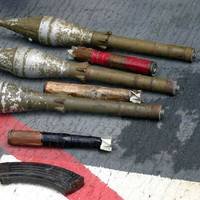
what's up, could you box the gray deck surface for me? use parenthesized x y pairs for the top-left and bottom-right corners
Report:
(0, 0), (200, 183)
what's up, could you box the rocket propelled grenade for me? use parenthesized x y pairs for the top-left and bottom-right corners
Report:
(0, 81), (164, 120)
(8, 130), (112, 152)
(0, 16), (195, 62)
(68, 47), (157, 76)
(44, 81), (142, 104)
(0, 47), (179, 95)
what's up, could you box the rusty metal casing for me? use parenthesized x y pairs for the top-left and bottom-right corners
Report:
(0, 81), (164, 120)
(0, 47), (179, 95)
(0, 16), (195, 62)
(8, 130), (43, 146)
(68, 47), (158, 75)
(44, 81), (142, 104)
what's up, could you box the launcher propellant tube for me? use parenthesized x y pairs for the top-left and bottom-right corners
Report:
(44, 81), (142, 104)
(0, 16), (195, 62)
(68, 47), (157, 76)
(91, 32), (195, 62)
(0, 81), (164, 120)
(0, 47), (179, 95)
(8, 130), (112, 152)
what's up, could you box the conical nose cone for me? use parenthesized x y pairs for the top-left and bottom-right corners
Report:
(0, 16), (43, 41)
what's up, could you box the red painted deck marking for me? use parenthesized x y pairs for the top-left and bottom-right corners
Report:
(0, 114), (122, 200)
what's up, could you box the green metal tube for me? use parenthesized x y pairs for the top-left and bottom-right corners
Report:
(0, 81), (164, 120)
(91, 32), (195, 62)
(0, 16), (195, 62)
(0, 47), (179, 95)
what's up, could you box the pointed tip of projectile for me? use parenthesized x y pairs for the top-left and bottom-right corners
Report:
(0, 18), (19, 29)
(0, 19), (6, 26)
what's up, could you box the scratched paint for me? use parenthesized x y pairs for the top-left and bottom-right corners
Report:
(0, 82), (23, 113)
(38, 16), (93, 46)
(0, 47), (88, 81)
(13, 47), (71, 78)
(0, 81), (65, 113)
(0, 48), (16, 73)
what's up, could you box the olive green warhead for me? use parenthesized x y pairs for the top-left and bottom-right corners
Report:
(0, 16), (195, 62)
(0, 47), (179, 95)
(0, 81), (164, 120)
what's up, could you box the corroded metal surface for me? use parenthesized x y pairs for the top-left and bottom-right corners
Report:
(0, 47), (86, 79)
(0, 81), (163, 120)
(0, 16), (195, 61)
(0, 81), (66, 113)
(44, 81), (142, 104)
(8, 130), (43, 146)
(38, 16), (93, 46)
(13, 47), (71, 78)
(0, 47), (178, 95)
(0, 16), (93, 46)
(0, 0), (200, 190)
(68, 47), (158, 75)
(0, 48), (16, 73)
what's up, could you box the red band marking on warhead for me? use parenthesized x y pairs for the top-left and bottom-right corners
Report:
(90, 49), (112, 65)
(124, 56), (152, 74)
(0, 114), (122, 200)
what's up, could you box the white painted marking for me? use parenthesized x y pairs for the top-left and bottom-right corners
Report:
(1, 155), (200, 200)
(87, 165), (200, 200)
(48, 17), (93, 46)
(13, 47), (29, 77)
(38, 16), (54, 45)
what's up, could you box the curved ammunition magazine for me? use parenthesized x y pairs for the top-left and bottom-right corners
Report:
(0, 162), (84, 194)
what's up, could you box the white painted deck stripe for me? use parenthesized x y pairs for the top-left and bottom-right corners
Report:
(1, 155), (200, 200)
(87, 165), (200, 200)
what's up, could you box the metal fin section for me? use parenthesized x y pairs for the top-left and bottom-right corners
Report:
(100, 138), (112, 152)
(0, 162), (84, 194)
(129, 90), (142, 104)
